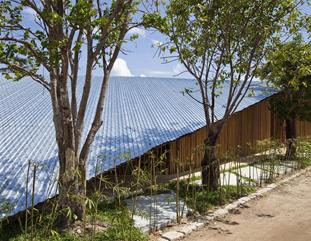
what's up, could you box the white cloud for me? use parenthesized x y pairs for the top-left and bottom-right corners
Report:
(111, 58), (133, 77)
(128, 27), (146, 37)
(139, 74), (147, 77)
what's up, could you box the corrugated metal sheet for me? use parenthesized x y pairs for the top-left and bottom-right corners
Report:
(0, 77), (274, 218)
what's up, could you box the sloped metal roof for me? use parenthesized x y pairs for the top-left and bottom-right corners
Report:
(0, 76), (274, 218)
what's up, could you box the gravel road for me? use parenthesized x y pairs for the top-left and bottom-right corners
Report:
(183, 170), (311, 241)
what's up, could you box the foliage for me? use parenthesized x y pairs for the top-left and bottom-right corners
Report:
(165, 179), (255, 214)
(1, 139), (311, 240)
(146, 0), (305, 126)
(0, 0), (146, 223)
(259, 37), (311, 122)
(145, 0), (307, 187)
(164, 138), (311, 214)
(0, 0), (140, 82)
(95, 200), (148, 241)
(0, 199), (147, 241)
(296, 137), (311, 167)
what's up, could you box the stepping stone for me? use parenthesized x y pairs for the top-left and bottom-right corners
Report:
(193, 221), (205, 229)
(177, 223), (197, 235)
(161, 231), (185, 240)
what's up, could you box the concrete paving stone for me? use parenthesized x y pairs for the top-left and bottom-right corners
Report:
(238, 196), (251, 203)
(193, 221), (205, 229)
(248, 193), (261, 199)
(126, 192), (188, 232)
(256, 187), (270, 195)
(129, 165), (311, 234)
(224, 203), (238, 211)
(177, 223), (197, 235)
(205, 215), (214, 221)
(230, 200), (241, 206)
(161, 231), (185, 240)
(214, 208), (229, 218)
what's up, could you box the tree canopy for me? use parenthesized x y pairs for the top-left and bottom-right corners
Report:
(145, 0), (307, 188)
(260, 37), (311, 123)
(146, 0), (305, 126)
(0, 0), (143, 224)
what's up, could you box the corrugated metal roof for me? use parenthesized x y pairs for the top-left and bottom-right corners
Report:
(0, 76), (274, 218)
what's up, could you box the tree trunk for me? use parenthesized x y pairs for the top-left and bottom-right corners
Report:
(201, 130), (219, 191)
(285, 117), (297, 159)
(57, 145), (84, 226)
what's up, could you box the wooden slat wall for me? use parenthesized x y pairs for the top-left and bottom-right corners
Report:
(168, 99), (273, 174)
(114, 97), (311, 176)
(297, 120), (311, 137)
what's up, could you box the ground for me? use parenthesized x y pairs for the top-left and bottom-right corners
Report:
(183, 170), (311, 241)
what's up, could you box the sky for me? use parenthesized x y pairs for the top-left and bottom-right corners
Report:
(21, 3), (311, 80)
(21, 5), (191, 79)
(115, 2), (311, 79)
(109, 27), (191, 78)
(108, 3), (311, 79)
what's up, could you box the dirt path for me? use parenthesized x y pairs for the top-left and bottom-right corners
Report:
(183, 170), (311, 241)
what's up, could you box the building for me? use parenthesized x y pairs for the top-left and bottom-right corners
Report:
(0, 76), (310, 218)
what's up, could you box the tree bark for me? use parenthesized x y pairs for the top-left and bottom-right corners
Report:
(57, 146), (84, 226)
(201, 128), (219, 191)
(285, 117), (297, 159)
(50, 73), (85, 225)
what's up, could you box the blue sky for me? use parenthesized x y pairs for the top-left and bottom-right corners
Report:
(22, 3), (310, 80)
(114, 3), (311, 79)
(109, 27), (191, 78)
(22, 5), (190, 79)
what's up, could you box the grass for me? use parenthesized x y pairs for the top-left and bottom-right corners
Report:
(164, 179), (255, 214)
(1, 138), (311, 240)
(0, 199), (147, 241)
(93, 200), (148, 241)
(227, 170), (258, 184)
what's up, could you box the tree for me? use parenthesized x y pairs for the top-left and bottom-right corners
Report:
(0, 0), (141, 225)
(260, 37), (311, 158)
(146, 0), (305, 190)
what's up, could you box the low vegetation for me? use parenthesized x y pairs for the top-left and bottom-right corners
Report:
(165, 181), (255, 214)
(1, 138), (311, 240)
(0, 199), (147, 241)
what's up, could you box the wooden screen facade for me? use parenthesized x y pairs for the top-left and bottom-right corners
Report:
(168, 99), (273, 174)
(115, 97), (311, 176)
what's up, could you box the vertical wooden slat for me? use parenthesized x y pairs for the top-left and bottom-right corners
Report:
(118, 97), (310, 177)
